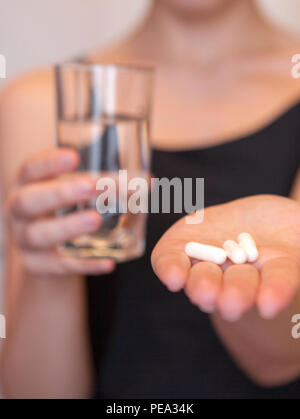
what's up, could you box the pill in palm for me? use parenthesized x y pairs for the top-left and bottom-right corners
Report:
(237, 232), (258, 262)
(223, 240), (247, 264)
(185, 242), (227, 265)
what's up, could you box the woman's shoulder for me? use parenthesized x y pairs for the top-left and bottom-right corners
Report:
(0, 66), (55, 116)
(0, 67), (56, 185)
(266, 26), (300, 68)
(239, 27), (300, 101)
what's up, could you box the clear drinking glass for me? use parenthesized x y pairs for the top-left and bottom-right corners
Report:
(55, 63), (154, 262)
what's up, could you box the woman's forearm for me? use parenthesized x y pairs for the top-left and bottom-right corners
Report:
(0, 273), (93, 399)
(211, 292), (300, 387)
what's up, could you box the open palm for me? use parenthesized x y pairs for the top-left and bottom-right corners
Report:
(151, 195), (300, 321)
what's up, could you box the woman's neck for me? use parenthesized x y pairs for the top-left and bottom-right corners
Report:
(134, 0), (274, 65)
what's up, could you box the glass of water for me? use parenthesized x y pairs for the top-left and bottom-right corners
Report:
(55, 63), (154, 262)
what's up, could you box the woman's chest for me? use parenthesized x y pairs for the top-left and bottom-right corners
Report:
(150, 66), (300, 151)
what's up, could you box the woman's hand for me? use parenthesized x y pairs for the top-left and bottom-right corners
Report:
(152, 195), (300, 321)
(7, 148), (115, 278)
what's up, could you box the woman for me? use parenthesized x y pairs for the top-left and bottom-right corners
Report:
(1, 0), (300, 398)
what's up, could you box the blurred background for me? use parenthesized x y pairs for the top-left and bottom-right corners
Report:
(1, 0), (300, 80)
(0, 0), (300, 316)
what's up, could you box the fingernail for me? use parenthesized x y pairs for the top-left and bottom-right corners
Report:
(219, 290), (243, 322)
(199, 305), (215, 314)
(222, 308), (242, 322)
(76, 181), (94, 196)
(60, 152), (77, 169)
(197, 294), (217, 314)
(101, 260), (115, 272)
(162, 266), (186, 292)
(258, 289), (279, 319)
(80, 212), (100, 228)
(166, 277), (184, 292)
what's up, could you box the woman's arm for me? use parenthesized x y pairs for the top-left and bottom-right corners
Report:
(211, 294), (300, 387)
(210, 171), (300, 387)
(1, 255), (94, 399)
(0, 71), (112, 398)
(152, 194), (300, 387)
(211, 170), (300, 387)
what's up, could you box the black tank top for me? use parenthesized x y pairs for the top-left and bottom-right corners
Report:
(86, 100), (300, 399)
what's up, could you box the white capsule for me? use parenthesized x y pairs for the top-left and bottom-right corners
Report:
(223, 240), (247, 264)
(185, 242), (227, 265)
(237, 232), (259, 262)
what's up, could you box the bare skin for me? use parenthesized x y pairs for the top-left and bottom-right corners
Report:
(1, 0), (300, 397)
(151, 195), (300, 385)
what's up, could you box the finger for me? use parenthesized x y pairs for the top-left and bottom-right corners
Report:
(257, 257), (300, 319)
(16, 210), (101, 250)
(185, 262), (222, 313)
(10, 176), (96, 219)
(151, 245), (191, 292)
(22, 250), (115, 277)
(18, 149), (79, 184)
(217, 264), (259, 322)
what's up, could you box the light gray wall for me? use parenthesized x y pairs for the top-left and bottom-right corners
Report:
(0, 0), (150, 80)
